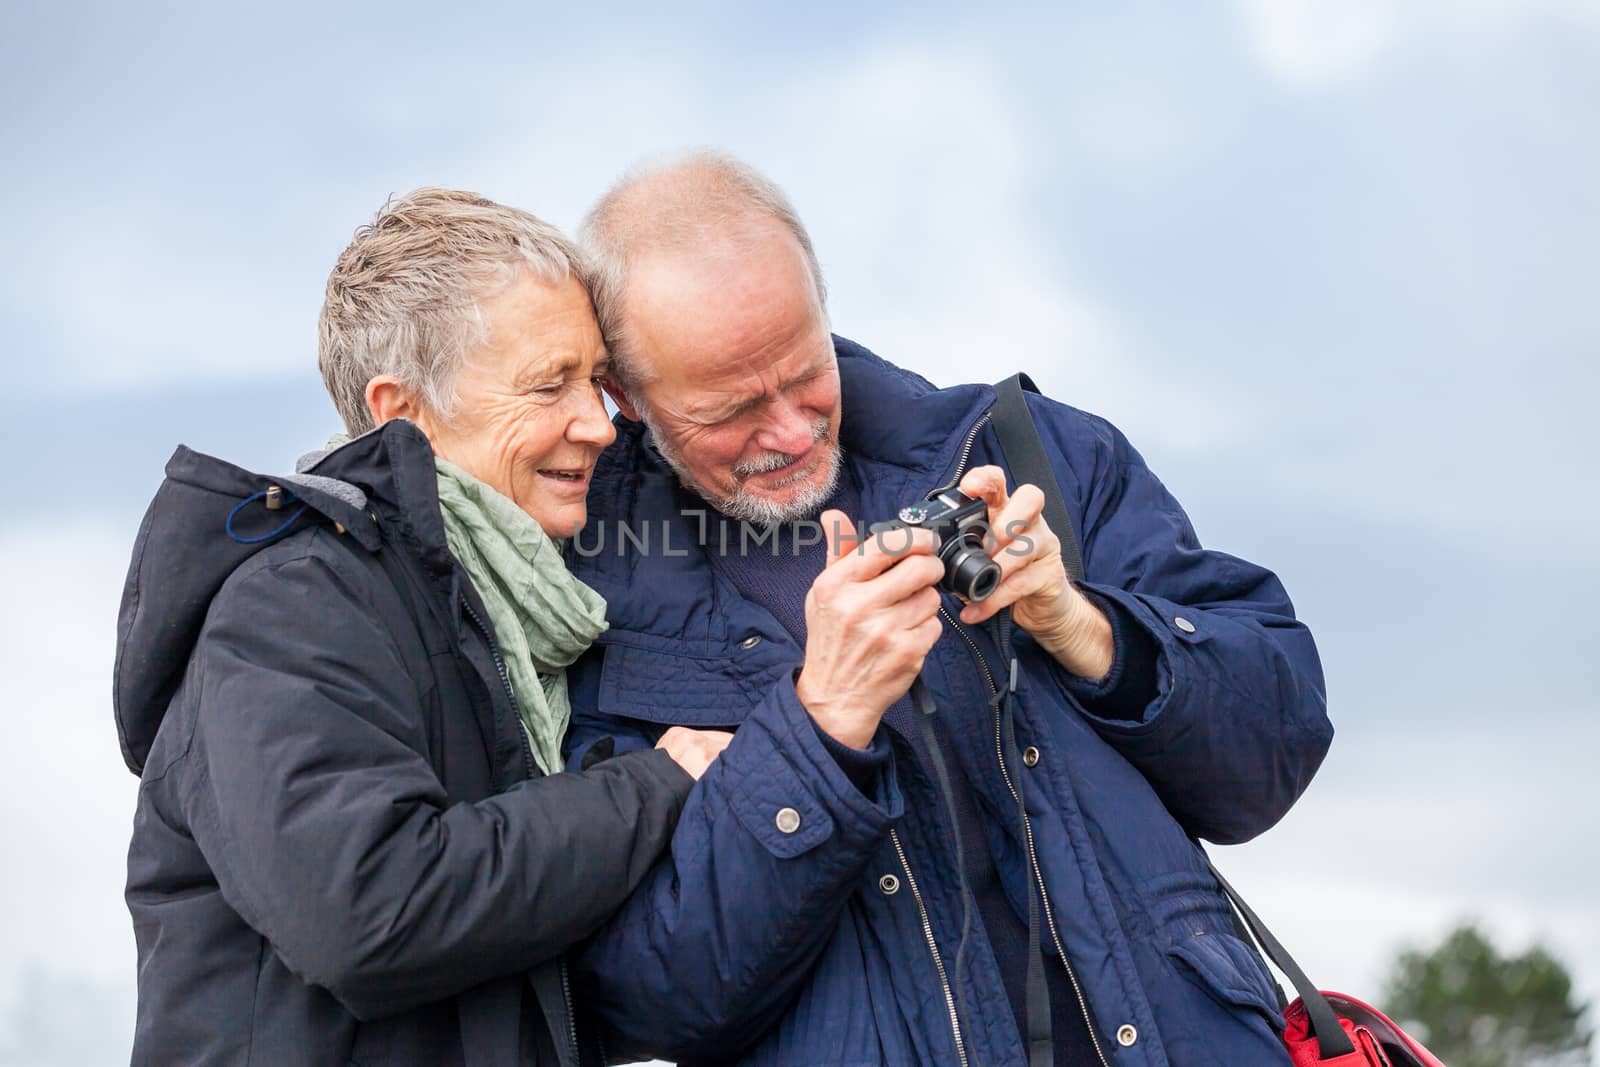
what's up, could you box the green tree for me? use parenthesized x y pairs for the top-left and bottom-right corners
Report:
(1382, 923), (1592, 1067)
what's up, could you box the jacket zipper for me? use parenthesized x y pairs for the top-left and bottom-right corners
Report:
(942, 609), (1111, 1067)
(560, 959), (581, 1066)
(939, 412), (991, 493)
(891, 829), (970, 1067)
(464, 595), (579, 1062)
(460, 596), (536, 783)
(943, 402), (1110, 1067)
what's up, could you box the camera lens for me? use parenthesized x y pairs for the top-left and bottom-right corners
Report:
(943, 541), (1002, 602)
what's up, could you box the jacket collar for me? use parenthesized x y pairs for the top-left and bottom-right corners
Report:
(304, 419), (457, 577)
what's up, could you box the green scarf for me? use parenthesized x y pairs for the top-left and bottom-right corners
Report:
(432, 457), (609, 776)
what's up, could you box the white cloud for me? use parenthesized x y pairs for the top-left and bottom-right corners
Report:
(753, 46), (1253, 454)
(1233, 0), (1402, 88)
(0, 521), (140, 1061)
(1234, 0), (1600, 88)
(32, 225), (316, 387)
(0, 965), (134, 1067)
(20, 41), (1237, 457)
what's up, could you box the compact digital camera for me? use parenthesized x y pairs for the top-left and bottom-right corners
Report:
(877, 487), (1001, 602)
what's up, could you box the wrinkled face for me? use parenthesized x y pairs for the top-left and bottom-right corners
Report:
(619, 222), (842, 524)
(419, 272), (616, 538)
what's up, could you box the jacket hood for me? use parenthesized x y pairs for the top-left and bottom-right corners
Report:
(112, 420), (438, 775)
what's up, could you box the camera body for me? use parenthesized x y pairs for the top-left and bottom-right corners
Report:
(879, 487), (1001, 602)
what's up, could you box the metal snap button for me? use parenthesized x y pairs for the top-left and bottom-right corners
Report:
(775, 807), (801, 834)
(1116, 1024), (1138, 1047)
(739, 634), (762, 650)
(1021, 746), (1040, 768)
(878, 874), (900, 895)
(1173, 617), (1196, 634)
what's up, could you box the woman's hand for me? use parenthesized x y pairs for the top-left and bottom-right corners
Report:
(956, 465), (1113, 682)
(656, 726), (736, 780)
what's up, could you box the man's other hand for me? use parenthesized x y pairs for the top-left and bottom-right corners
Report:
(957, 465), (1113, 682)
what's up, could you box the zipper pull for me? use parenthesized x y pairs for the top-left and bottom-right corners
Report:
(989, 659), (1021, 712)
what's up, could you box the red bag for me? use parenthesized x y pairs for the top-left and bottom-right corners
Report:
(1207, 862), (1449, 1066)
(1283, 992), (1447, 1067)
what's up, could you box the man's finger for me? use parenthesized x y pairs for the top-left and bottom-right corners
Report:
(826, 523), (940, 582)
(987, 485), (1050, 555)
(959, 567), (1040, 625)
(958, 465), (1009, 510)
(868, 552), (947, 606)
(821, 509), (862, 566)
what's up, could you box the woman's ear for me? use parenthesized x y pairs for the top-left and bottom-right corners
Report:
(602, 374), (642, 422)
(366, 375), (427, 431)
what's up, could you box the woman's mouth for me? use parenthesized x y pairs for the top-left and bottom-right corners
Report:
(537, 468), (591, 487)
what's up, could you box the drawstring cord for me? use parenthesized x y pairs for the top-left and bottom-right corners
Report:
(225, 489), (309, 544)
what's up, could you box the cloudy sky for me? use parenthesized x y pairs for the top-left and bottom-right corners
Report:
(2, 1), (1596, 1061)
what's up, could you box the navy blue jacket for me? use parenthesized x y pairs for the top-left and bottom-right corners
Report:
(565, 340), (1331, 1067)
(116, 422), (693, 1066)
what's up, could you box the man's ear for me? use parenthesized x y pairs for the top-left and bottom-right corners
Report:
(366, 375), (428, 432)
(602, 374), (643, 423)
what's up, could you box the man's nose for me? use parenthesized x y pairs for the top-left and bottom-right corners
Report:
(755, 397), (814, 457)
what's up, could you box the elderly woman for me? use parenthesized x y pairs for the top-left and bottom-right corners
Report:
(116, 189), (730, 1066)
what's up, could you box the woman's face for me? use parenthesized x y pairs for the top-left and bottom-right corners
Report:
(418, 272), (616, 539)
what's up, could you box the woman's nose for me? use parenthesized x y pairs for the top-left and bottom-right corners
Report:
(567, 384), (617, 447)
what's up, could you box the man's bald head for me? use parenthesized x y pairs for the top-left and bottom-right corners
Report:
(579, 149), (828, 394)
(579, 151), (843, 524)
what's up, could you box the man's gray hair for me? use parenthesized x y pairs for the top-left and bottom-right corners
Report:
(319, 187), (585, 435)
(578, 149), (828, 396)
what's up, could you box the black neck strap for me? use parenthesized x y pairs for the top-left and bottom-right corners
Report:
(984, 373), (1356, 1060)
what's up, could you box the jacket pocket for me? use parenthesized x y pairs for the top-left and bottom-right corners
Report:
(1168, 931), (1285, 1032)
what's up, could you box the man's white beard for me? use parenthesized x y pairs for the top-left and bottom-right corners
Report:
(645, 413), (843, 525)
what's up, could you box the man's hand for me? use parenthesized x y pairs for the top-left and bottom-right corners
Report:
(957, 465), (1113, 682)
(656, 727), (736, 780)
(795, 511), (945, 749)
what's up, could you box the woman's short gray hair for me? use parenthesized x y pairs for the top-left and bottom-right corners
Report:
(579, 150), (827, 398)
(319, 187), (584, 435)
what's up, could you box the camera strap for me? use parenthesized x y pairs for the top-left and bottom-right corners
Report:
(989, 374), (1082, 583)
(985, 373), (1310, 1053)
(989, 613), (1055, 1067)
(988, 375), (1068, 1066)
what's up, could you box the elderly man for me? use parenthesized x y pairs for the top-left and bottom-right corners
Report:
(564, 152), (1330, 1066)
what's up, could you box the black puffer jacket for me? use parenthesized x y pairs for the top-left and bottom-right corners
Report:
(115, 421), (693, 1066)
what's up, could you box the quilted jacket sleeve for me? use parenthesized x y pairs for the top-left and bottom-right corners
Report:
(565, 650), (904, 1062)
(1028, 395), (1333, 844)
(174, 544), (693, 1021)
